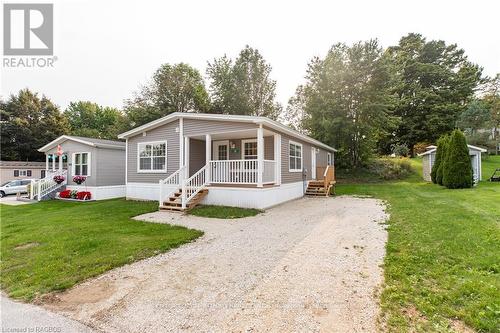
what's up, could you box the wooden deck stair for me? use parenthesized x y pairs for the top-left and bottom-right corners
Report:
(305, 165), (336, 197)
(159, 188), (209, 212)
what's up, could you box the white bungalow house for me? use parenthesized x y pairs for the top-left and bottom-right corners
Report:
(419, 144), (487, 183)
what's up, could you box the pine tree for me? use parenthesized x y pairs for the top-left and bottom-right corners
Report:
(431, 135), (447, 184)
(442, 130), (473, 189)
(436, 135), (450, 185)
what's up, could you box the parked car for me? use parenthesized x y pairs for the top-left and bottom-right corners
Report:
(0, 179), (33, 197)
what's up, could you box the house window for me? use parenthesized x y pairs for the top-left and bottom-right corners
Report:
(327, 153), (332, 166)
(41, 170), (46, 179)
(242, 139), (257, 160)
(138, 141), (167, 172)
(14, 170), (28, 177)
(289, 141), (303, 172)
(73, 152), (90, 176)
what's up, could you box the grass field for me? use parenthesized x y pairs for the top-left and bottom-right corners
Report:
(189, 205), (262, 219)
(0, 199), (202, 301)
(337, 156), (500, 332)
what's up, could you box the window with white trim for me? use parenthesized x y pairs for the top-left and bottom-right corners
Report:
(138, 141), (166, 172)
(289, 141), (303, 172)
(327, 152), (332, 166)
(242, 139), (257, 160)
(73, 153), (90, 176)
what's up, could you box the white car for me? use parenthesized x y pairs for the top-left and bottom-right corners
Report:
(0, 179), (34, 197)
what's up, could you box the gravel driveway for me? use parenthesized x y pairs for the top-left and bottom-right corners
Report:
(45, 196), (388, 332)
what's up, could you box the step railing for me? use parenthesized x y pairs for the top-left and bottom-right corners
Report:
(182, 164), (208, 209)
(30, 170), (67, 201)
(159, 166), (186, 206)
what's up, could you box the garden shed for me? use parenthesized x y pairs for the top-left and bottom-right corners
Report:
(419, 144), (487, 183)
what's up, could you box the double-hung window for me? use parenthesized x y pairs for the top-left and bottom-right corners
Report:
(138, 141), (167, 172)
(289, 141), (303, 172)
(73, 152), (90, 176)
(242, 139), (258, 160)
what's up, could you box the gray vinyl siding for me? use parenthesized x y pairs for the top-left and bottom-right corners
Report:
(280, 134), (312, 184)
(95, 148), (126, 186)
(46, 141), (98, 186)
(317, 149), (328, 167)
(189, 139), (205, 176)
(127, 119), (180, 183)
(183, 118), (257, 136)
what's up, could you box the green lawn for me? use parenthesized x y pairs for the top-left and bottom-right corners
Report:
(337, 156), (500, 332)
(0, 199), (203, 301)
(189, 205), (262, 219)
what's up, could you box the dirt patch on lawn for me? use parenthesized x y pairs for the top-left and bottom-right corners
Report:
(45, 196), (388, 332)
(14, 242), (40, 250)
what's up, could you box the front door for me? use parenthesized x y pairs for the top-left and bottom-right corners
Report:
(311, 147), (317, 179)
(213, 140), (229, 160)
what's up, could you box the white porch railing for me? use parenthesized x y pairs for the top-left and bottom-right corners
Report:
(182, 164), (208, 209)
(159, 165), (185, 205)
(208, 159), (276, 184)
(30, 169), (67, 201)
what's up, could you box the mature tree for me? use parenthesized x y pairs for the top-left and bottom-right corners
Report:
(458, 100), (491, 135)
(207, 45), (281, 119)
(125, 63), (209, 127)
(442, 130), (473, 188)
(387, 33), (483, 154)
(290, 40), (398, 168)
(0, 89), (68, 161)
(482, 74), (500, 139)
(64, 101), (129, 139)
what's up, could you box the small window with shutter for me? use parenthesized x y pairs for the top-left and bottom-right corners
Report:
(14, 170), (19, 177)
(27, 170), (32, 177)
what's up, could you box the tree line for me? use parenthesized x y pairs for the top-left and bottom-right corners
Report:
(1, 34), (499, 166)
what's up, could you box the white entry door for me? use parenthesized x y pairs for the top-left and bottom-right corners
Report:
(213, 140), (229, 160)
(311, 147), (317, 179)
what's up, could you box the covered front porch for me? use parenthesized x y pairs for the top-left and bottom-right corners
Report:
(184, 125), (281, 187)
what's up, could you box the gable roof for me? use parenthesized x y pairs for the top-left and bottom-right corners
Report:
(38, 135), (125, 152)
(118, 112), (337, 152)
(0, 161), (46, 168)
(418, 144), (487, 156)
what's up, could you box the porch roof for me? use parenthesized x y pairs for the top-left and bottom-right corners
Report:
(118, 112), (337, 152)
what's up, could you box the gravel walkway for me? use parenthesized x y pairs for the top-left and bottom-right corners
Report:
(44, 196), (388, 332)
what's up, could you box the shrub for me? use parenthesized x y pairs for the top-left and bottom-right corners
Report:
(442, 130), (473, 189)
(369, 157), (413, 180)
(431, 135), (447, 184)
(435, 135), (450, 185)
(391, 143), (410, 157)
(413, 142), (432, 155)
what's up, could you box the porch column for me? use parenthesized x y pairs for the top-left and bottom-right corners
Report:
(257, 124), (264, 187)
(58, 154), (63, 171)
(179, 118), (184, 169)
(184, 136), (190, 177)
(206, 134), (211, 183)
(45, 154), (49, 170)
(274, 133), (281, 185)
(52, 155), (55, 171)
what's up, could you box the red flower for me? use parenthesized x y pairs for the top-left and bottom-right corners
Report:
(76, 191), (91, 200)
(59, 190), (71, 198)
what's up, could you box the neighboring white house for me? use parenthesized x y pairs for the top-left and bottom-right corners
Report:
(419, 144), (487, 183)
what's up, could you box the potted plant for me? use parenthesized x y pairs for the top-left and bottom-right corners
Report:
(73, 175), (87, 185)
(53, 175), (65, 184)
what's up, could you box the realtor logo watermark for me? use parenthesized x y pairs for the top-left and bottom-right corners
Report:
(3, 3), (57, 68)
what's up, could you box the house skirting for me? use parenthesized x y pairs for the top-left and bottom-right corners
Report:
(126, 181), (305, 209)
(66, 185), (126, 200)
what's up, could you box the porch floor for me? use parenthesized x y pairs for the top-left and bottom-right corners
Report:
(207, 183), (278, 188)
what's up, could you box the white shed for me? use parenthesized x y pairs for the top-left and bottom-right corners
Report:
(419, 145), (487, 183)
